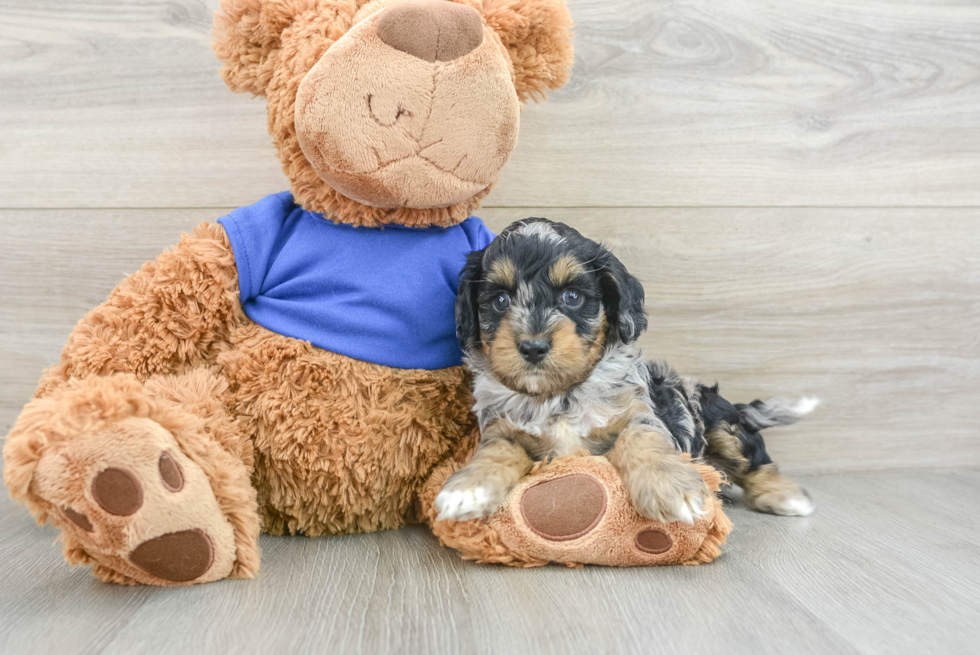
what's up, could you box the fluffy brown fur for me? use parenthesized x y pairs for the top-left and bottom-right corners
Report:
(5, 226), (482, 583)
(5, 0), (574, 585)
(218, 321), (481, 535)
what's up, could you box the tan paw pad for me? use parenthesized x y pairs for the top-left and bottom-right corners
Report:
(129, 529), (214, 583)
(91, 468), (143, 516)
(32, 417), (237, 585)
(520, 474), (606, 541)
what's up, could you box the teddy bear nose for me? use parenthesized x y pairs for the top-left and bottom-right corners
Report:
(376, 0), (484, 62)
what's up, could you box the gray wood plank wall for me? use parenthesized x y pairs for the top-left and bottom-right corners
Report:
(2, 0), (979, 473)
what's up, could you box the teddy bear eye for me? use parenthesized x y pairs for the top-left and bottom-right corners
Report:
(561, 289), (584, 309)
(492, 293), (511, 312)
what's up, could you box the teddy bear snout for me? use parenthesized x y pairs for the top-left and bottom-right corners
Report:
(376, 0), (484, 63)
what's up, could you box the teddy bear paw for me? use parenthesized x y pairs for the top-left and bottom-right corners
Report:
(428, 455), (732, 567)
(33, 417), (239, 585)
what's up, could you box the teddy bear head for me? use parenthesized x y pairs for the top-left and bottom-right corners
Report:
(213, 0), (573, 227)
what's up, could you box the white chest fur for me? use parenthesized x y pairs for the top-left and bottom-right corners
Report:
(469, 344), (659, 459)
(505, 413), (603, 458)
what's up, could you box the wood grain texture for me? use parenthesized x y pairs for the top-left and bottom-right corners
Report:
(3, 207), (978, 471)
(2, 0), (978, 650)
(1, 469), (978, 654)
(1, 0), (980, 209)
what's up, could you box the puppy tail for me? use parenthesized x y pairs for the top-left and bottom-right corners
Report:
(735, 397), (820, 432)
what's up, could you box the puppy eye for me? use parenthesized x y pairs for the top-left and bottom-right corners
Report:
(492, 292), (511, 312)
(561, 289), (584, 309)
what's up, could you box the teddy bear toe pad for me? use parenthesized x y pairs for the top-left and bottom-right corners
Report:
(129, 529), (215, 583)
(91, 467), (144, 516)
(520, 474), (607, 541)
(635, 528), (674, 554)
(37, 417), (237, 585)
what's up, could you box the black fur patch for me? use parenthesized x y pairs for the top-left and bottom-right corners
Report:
(455, 250), (484, 352)
(455, 218), (648, 352)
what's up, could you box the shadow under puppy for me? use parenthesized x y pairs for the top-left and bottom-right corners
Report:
(436, 218), (816, 524)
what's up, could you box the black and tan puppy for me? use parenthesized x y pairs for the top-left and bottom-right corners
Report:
(436, 218), (816, 524)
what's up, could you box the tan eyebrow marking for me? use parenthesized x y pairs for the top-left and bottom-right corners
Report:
(487, 258), (517, 287)
(548, 255), (585, 287)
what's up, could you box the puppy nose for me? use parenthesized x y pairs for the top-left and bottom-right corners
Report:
(518, 339), (551, 364)
(376, 0), (484, 62)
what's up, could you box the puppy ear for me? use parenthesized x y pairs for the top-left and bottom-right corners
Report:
(597, 251), (648, 344)
(455, 249), (485, 353)
(482, 0), (574, 103)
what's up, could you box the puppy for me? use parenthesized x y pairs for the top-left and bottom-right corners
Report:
(436, 218), (816, 524)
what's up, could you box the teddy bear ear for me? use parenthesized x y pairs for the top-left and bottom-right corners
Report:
(212, 0), (302, 96)
(482, 0), (575, 103)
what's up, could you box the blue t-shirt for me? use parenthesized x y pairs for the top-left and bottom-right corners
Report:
(217, 192), (494, 370)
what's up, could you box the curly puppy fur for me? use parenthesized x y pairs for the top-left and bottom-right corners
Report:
(438, 218), (816, 525)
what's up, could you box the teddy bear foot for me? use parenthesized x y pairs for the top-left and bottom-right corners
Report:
(4, 373), (261, 586)
(32, 416), (239, 585)
(423, 454), (733, 568)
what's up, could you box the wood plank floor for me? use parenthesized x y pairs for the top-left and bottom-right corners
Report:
(2, 0), (979, 652)
(0, 469), (977, 655)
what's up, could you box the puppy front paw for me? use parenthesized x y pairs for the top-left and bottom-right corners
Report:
(435, 472), (509, 521)
(435, 487), (495, 521)
(628, 459), (710, 525)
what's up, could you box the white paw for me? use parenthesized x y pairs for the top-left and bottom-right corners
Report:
(632, 474), (710, 525)
(750, 487), (815, 517)
(435, 486), (496, 521)
(661, 489), (709, 525)
(769, 492), (815, 517)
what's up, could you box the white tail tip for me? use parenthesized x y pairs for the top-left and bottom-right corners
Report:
(792, 397), (821, 416)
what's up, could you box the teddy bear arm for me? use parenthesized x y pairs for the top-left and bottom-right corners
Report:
(42, 222), (245, 393)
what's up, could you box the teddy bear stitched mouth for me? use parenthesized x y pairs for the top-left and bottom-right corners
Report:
(341, 86), (483, 184)
(367, 93), (412, 128)
(360, 133), (477, 186)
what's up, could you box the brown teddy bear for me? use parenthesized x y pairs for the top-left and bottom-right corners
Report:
(3, 0), (730, 586)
